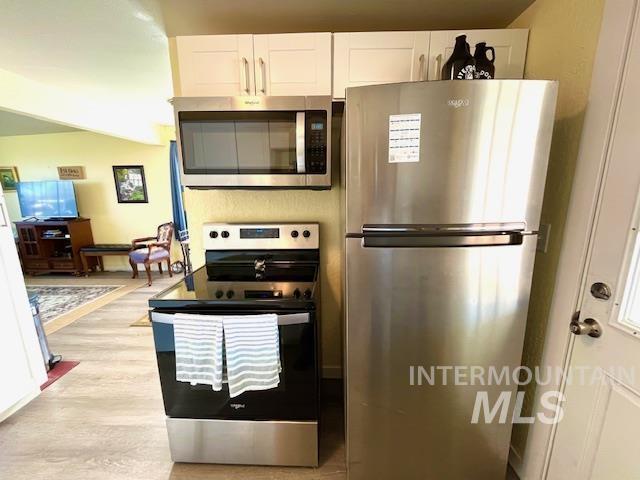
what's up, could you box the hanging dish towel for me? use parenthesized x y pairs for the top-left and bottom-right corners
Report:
(222, 314), (281, 398)
(173, 313), (223, 390)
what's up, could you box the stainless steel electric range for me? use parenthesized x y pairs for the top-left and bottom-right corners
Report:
(149, 223), (320, 467)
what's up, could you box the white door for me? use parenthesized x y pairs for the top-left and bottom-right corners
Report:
(428, 29), (528, 80)
(0, 192), (47, 420)
(252, 33), (331, 96)
(332, 31), (430, 99)
(546, 15), (640, 479)
(175, 35), (255, 96)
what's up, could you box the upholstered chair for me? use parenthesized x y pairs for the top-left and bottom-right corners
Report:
(129, 222), (174, 286)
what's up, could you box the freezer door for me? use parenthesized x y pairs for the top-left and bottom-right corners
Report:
(345, 80), (558, 232)
(344, 235), (537, 480)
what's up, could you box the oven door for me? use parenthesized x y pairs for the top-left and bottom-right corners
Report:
(151, 309), (318, 421)
(173, 96), (331, 188)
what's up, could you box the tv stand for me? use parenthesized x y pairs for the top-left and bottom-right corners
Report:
(15, 218), (96, 276)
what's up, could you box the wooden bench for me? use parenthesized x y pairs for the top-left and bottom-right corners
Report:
(79, 244), (132, 276)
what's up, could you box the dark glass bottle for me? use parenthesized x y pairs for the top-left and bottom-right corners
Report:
(441, 34), (475, 80)
(473, 42), (496, 79)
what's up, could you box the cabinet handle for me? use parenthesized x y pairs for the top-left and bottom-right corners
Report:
(418, 54), (425, 81)
(242, 57), (250, 94)
(435, 54), (443, 80)
(258, 57), (266, 94)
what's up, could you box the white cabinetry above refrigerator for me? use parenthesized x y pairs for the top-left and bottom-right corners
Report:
(332, 31), (430, 99)
(175, 33), (331, 97)
(427, 29), (529, 80)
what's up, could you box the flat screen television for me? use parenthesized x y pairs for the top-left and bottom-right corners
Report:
(16, 180), (79, 219)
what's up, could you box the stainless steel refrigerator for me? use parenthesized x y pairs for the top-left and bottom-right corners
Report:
(344, 80), (558, 480)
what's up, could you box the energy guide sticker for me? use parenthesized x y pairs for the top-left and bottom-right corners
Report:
(388, 113), (421, 163)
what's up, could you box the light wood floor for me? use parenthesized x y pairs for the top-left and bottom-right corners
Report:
(0, 271), (346, 480)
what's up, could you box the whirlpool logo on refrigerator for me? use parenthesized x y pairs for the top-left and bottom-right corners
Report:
(447, 99), (471, 108)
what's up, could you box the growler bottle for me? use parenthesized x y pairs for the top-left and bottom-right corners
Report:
(441, 34), (475, 80)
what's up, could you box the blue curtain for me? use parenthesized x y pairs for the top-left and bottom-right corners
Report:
(170, 141), (188, 241)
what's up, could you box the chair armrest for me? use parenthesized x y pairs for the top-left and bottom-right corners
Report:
(147, 241), (171, 251)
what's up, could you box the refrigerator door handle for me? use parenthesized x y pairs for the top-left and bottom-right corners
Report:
(362, 231), (524, 248)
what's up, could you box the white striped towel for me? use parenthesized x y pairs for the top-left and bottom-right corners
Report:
(173, 313), (223, 391)
(222, 314), (281, 398)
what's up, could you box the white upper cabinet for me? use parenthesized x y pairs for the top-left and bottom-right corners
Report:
(428, 29), (529, 80)
(175, 35), (255, 96)
(333, 32), (430, 99)
(252, 33), (332, 96)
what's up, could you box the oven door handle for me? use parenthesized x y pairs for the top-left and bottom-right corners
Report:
(151, 311), (310, 326)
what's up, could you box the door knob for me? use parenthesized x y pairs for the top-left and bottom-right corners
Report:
(570, 316), (602, 338)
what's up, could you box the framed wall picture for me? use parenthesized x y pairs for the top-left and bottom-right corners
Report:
(112, 165), (148, 203)
(0, 167), (19, 191)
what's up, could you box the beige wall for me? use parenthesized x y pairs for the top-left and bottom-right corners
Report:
(0, 130), (175, 270)
(508, 0), (605, 456)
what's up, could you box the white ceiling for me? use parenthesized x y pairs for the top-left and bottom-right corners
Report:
(156, 0), (535, 36)
(0, 109), (77, 136)
(0, 0), (173, 126)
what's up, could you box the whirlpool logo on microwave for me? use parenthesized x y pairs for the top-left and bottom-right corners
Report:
(447, 99), (471, 108)
(230, 403), (246, 410)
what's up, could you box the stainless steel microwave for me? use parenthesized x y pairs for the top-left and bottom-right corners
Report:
(172, 96), (331, 189)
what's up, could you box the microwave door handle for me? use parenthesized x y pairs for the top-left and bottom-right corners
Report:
(296, 112), (306, 174)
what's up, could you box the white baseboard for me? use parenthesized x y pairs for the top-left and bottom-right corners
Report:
(322, 365), (343, 379)
(509, 444), (524, 479)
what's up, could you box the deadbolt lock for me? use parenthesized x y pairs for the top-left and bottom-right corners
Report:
(570, 316), (602, 338)
(590, 282), (612, 300)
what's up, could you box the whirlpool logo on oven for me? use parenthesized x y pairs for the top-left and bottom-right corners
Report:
(447, 98), (471, 108)
(230, 403), (246, 410)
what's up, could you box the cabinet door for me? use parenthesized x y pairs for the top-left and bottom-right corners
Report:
(175, 35), (255, 96)
(428, 29), (528, 80)
(252, 33), (332, 96)
(333, 31), (430, 99)
(17, 226), (40, 258)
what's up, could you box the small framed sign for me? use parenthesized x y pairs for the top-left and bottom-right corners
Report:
(58, 166), (86, 180)
(112, 165), (148, 203)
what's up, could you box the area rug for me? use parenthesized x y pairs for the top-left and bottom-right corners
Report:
(26, 285), (121, 324)
(41, 361), (80, 390)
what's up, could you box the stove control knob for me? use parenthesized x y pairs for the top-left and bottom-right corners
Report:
(303, 289), (312, 299)
(209, 231), (218, 239)
(293, 288), (301, 299)
(291, 230), (299, 238)
(226, 290), (235, 299)
(303, 230), (311, 238)
(221, 231), (230, 239)
(215, 290), (224, 299)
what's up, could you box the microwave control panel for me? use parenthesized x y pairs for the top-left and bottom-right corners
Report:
(305, 111), (328, 174)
